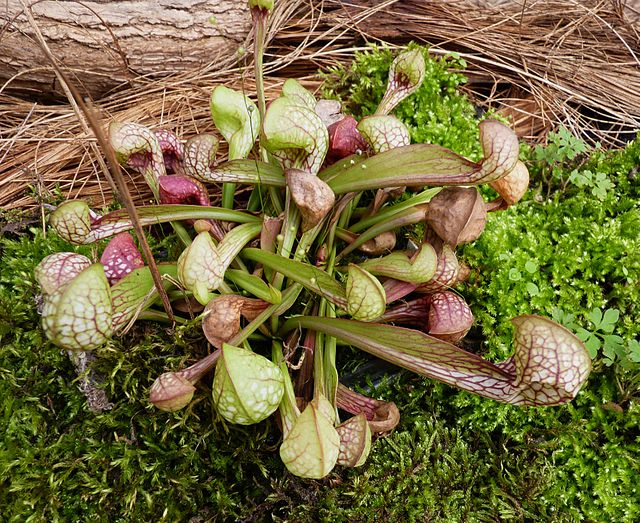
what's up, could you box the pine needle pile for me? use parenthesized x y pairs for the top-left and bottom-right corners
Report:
(1, 0), (639, 211)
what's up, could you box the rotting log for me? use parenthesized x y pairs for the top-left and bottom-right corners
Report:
(0, 0), (251, 100)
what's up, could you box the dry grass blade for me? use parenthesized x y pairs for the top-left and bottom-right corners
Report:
(1, 0), (639, 211)
(17, 0), (174, 322)
(306, 0), (640, 144)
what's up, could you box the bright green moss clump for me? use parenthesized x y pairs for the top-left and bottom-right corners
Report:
(0, 231), (282, 521)
(463, 135), (640, 367)
(293, 371), (639, 522)
(322, 43), (483, 159)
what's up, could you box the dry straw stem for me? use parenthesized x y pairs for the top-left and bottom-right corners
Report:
(1, 0), (639, 211)
(293, 0), (640, 143)
(16, 0), (176, 321)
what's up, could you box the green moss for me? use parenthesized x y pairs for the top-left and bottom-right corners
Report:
(0, 229), (284, 521)
(322, 44), (482, 160)
(461, 137), (640, 368)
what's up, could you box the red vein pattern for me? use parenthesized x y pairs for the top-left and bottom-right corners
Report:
(35, 252), (91, 295)
(358, 115), (410, 154)
(376, 49), (426, 116)
(427, 291), (474, 343)
(292, 316), (591, 406)
(41, 264), (113, 351)
(263, 97), (329, 175)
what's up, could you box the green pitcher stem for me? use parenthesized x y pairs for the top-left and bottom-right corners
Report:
(272, 340), (301, 435)
(323, 301), (339, 410)
(252, 8), (267, 128)
(335, 205), (428, 261)
(252, 6), (283, 214)
(309, 220), (339, 405)
(172, 221), (193, 248)
(325, 225), (338, 274)
(222, 182), (237, 210)
(349, 187), (440, 233)
(270, 194), (301, 320)
(313, 300), (327, 399)
(137, 309), (188, 324)
(322, 224), (339, 408)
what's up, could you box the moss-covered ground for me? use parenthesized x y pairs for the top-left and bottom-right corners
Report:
(1, 46), (639, 521)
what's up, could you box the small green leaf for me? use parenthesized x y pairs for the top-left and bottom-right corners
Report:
(248, 0), (274, 10)
(602, 334), (625, 358)
(592, 186), (607, 200)
(584, 335), (601, 359)
(551, 307), (577, 329)
(600, 308), (620, 333)
(587, 308), (603, 328)
(575, 327), (591, 342)
(524, 260), (538, 273)
(628, 340), (640, 363)
(600, 334), (624, 365)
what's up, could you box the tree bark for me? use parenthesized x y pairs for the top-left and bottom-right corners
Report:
(0, 0), (251, 100)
